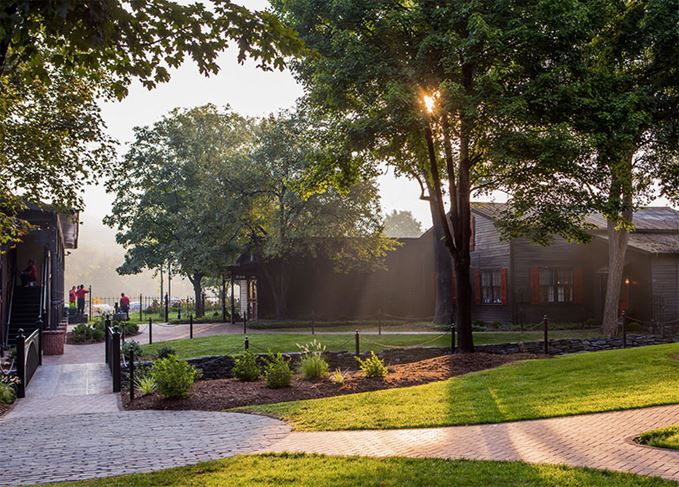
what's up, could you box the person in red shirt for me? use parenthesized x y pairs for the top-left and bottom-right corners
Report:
(20, 260), (38, 287)
(68, 286), (77, 309)
(75, 285), (89, 315)
(119, 293), (130, 317)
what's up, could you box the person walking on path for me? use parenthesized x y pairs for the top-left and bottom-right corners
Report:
(76, 285), (89, 315)
(119, 293), (130, 318)
(68, 286), (77, 310)
(20, 260), (38, 287)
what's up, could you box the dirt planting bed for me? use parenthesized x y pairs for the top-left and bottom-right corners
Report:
(123, 352), (539, 411)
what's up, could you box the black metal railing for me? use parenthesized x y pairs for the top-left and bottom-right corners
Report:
(105, 319), (121, 393)
(2, 273), (16, 350)
(16, 327), (41, 398)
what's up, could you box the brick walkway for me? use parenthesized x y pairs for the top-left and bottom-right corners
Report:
(262, 404), (679, 482)
(1, 410), (290, 486)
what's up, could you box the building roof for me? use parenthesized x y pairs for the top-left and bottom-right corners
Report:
(467, 202), (679, 255)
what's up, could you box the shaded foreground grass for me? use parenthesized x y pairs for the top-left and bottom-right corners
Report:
(141, 329), (601, 359)
(638, 425), (679, 450)
(39, 454), (675, 487)
(243, 343), (679, 431)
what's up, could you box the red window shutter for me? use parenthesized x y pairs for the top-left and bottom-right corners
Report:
(451, 272), (457, 304)
(500, 268), (508, 305)
(573, 267), (584, 304)
(473, 269), (481, 304)
(470, 216), (476, 252)
(529, 267), (540, 304)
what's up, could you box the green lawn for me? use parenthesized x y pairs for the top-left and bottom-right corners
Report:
(141, 329), (602, 359)
(638, 425), (679, 450)
(38, 454), (674, 487)
(241, 343), (679, 431)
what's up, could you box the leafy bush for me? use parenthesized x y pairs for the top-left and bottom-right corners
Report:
(329, 369), (347, 385)
(123, 322), (140, 335)
(122, 340), (143, 360)
(264, 353), (292, 389)
(156, 346), (176, 360)
(356, 352), (388, 379)
(297, 339), (329, 380)
(0, 382), (15, 404)
(151, 355), (197, 399)
(233, 350), (260, 381)
(626, 320), (643, 332)
(134, 369), (156, 396)
(71, 323), (104, 343)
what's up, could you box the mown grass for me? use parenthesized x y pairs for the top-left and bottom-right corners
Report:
(638, 425), (679, 450)
(242, 343), (679, 431)
(38, 454), (675, 487)
(140, 329), (602, 359)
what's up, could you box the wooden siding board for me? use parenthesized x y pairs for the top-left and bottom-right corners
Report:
(651, 255), (679, 322)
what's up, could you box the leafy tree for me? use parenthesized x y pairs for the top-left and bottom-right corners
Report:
(482, 0), (679, 335)
(106, 105), (253, 317)
(0, 0), (303, 246)
(384, 210), (423, 238)
(244, 111), (395, 319)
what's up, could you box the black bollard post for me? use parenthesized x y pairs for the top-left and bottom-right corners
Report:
(190, 314), (194, 339)
(139, 293), (143, 321)
(164, 293), (169, 322)
(543, 315), (549, 355)
(622, 310), (627, 348)
(244, 336), (249, 350)
(243, 311), (247, 334)
(355, 330), (360, 358)
(129, 348), (135, 402)
(178, 302), (182, 320)
(148, 317), (152, 344)
(36, 316), (43, 366)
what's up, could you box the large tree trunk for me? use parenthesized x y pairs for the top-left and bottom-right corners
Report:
(190, 272), (205, 317)
(602, 154), (634, 337)
(426, 185), (454, 324)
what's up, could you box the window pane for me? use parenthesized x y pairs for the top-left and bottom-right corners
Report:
(539, 269), (553, 286)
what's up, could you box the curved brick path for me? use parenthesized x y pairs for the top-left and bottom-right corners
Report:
(1, 410), (290, 486)
(262, 404), (679, 482)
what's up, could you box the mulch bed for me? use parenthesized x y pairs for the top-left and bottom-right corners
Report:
(123, 352), (539, 412)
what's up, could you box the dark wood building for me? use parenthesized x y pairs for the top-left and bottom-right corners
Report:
(1, 206), (78, 352)
(234, 203), (679, 325)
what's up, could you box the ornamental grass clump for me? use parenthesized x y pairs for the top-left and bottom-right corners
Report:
(264, 353), (292, 389)
(151, 355), (197, 399)
(297, 339), (329, 380)
(134, 369), (156, 396)
(233, 350), (260, 382)
(356, 351), (388, 379)
(329, 368), (347, 385)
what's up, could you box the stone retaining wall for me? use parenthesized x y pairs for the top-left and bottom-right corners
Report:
(125, 334), (675, 381)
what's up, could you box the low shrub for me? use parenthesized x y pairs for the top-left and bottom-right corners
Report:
(329, 369), (347, 385)
(626, 320), (643, 332)
(233, 350), (260, 382)
(156, 346), (176, 360)
(0, 382), (15, 404)
(134, 369), (156, 396)
(264, 353), (292, 389)
(356, 351), (388, 379)
(122, 340), (143, 360)
(151, 355), (197, 399)
(70, 323), (104, 343)
(297, 339), (329, 380)
(123, 322), (140, 335)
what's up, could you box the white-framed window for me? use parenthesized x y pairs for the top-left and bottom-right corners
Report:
(539, 268), (573, 303)
(481, 270), (502, 304)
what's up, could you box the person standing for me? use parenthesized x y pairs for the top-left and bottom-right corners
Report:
(119, 293), (130, 318)
(68, 286), (77, 310)
(20, 260), (38, 287)
(76, 285), (89, 315)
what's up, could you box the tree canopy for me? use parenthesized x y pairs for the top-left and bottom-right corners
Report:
(384, 210), (423, 238)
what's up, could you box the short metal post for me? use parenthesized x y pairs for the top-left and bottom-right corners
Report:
(543, 315), (549, 355)
(36, 317), (43, 366)
(129, 348), (135, 402)
(105, 317), (111, 364)
(243, 311), (247, 334)
(139, 293), (143, 321)
(148, 317), (153, 344)
(621, 310), (627, 348)
(16, 329), (26, 398)
(178, 302), (182, 320)
(355, 330), (360, 358)
(244, 336), (249, 350)
(88, 285), (92, 321)
(164, 293), (169, 322)
(451, 324), (456, 354)
(189, 314), (194, 339)
(111, 328), (121, 393)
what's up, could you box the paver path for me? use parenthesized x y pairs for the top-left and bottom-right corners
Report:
(1, 410), (290, 486)
(262, 404), (679, 482)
